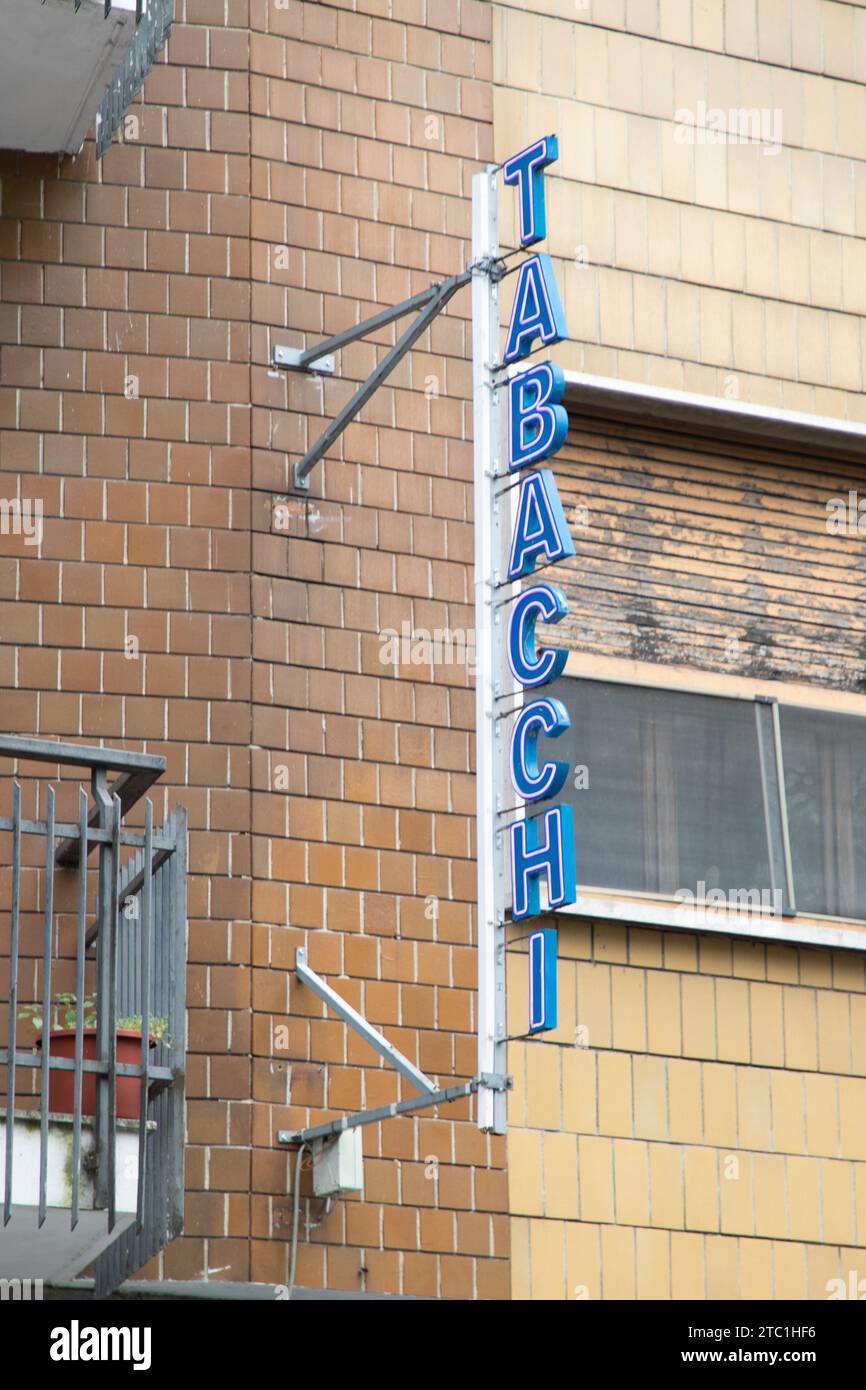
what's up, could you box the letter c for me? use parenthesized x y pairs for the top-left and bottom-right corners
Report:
(506, 584), (568, 688)
(509, 697), (570, 801)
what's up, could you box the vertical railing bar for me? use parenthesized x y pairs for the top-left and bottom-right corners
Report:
(38, 786), (55, 1228)
(136, 799), (153, 1229)
(71, 787), (88, 1232)
(153, 815), (170, 1250)
(107, 791), (122, 1233)
(771, 702), (797, 915)
(4, 781), (22, 1226)
(93, 767), (112, 1211)
(170, 808), (187, 1229)
(157, 827), (169, 1239)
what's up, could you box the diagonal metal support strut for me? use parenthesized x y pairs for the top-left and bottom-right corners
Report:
(290, 282), (455, 370)
(293, 947), (437, 1096)
(273, 259), (504, 492)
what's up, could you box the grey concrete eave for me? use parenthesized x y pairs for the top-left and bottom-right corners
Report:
(0, 0), (138, 155)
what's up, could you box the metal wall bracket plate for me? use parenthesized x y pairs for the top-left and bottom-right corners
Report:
(274, 346), (336, 375)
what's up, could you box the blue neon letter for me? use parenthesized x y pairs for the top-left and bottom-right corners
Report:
(510, 697), (570, 802)
(507, 584), (568, 688)
(509, 363), (568, 471)
(502, 134), (559, 247)
(504, 254), (569, 364)
(508, 470), (575, 580)
(510, 806), (576, 920)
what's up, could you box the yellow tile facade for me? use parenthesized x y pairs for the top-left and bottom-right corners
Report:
(493, 0), (866, 421)
(507, 923), (866, 1297)
(497, 0), (866, 1299)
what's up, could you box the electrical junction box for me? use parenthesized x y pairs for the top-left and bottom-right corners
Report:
(312, 1129), (364, 1197)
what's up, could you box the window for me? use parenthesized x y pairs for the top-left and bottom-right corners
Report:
(781, 706), (866, 920)
(535, 675), (866, 923)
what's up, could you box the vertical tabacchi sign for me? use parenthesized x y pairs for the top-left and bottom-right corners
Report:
(474, 137), (576, 1130)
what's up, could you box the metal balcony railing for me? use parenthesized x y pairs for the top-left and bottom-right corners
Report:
(0, 737), (186, 1294)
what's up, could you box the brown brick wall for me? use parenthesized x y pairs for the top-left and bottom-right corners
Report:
(0, 0), (503, 1297)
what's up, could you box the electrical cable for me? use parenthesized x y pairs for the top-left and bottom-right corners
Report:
(287, 1141), (308, 1301)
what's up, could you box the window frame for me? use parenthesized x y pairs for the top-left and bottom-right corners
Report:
(528, 652), (866, 952)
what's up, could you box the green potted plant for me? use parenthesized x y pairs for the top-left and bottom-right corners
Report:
(19, 993), (171, 1121)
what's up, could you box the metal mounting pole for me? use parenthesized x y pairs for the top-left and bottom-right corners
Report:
(473, 165), (508, 1135)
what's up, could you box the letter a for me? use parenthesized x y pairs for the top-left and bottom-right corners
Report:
(507, 470), (575, 579)
(504, 254), (569, 363)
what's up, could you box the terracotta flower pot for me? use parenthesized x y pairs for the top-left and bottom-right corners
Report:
(38, 1028), (156, 1121)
